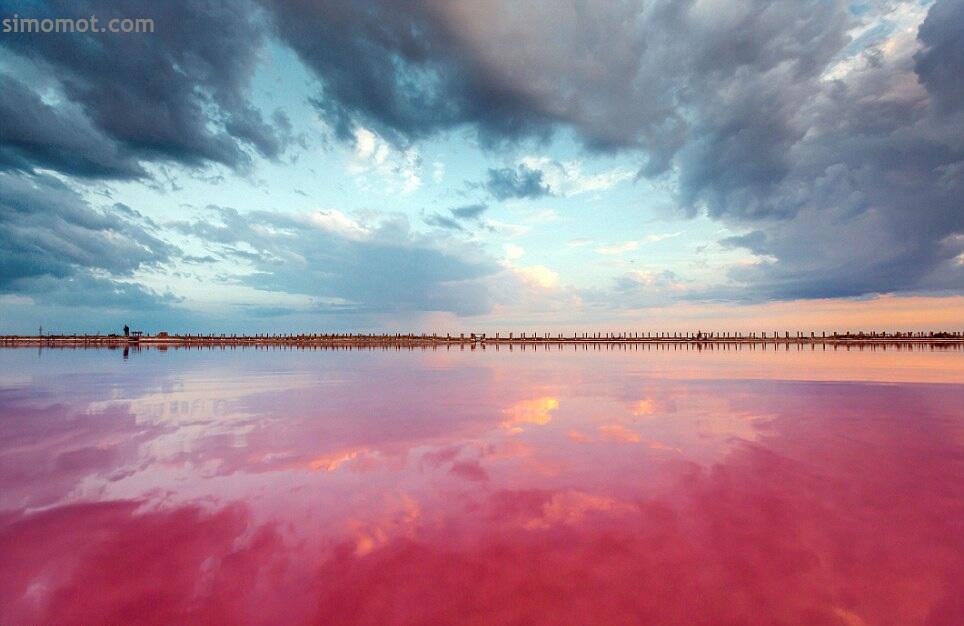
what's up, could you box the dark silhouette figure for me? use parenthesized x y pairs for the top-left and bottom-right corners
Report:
(123, 325), (130, 337)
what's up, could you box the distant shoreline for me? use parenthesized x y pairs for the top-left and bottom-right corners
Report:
(2, 331), (962, 349)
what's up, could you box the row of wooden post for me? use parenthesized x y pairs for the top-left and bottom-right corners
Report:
(4, 330), (962, 344)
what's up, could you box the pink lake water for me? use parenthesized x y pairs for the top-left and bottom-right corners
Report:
(0, 344), (962, 625)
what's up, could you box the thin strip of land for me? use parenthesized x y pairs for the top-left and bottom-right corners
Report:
(2, 331), (961, 348)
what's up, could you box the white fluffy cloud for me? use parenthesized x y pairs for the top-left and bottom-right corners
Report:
(520, 156), (634, 197)
(349, 127), (422, 194)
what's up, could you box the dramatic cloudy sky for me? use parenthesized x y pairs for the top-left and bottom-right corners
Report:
(0, 0), (961, 333)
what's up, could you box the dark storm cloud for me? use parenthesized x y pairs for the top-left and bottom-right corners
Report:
(259, 0), (849, 155)
(485, 166), (550, 201)
(0, 0), (289, 177)
(172, 207), (500, 315)
(719, 231), (767, 254)
(450, 204), (489, 220)
(0, 75), (145, 178)
(683, 0), (964, 300)
(259, 0), (961, 300)
(915, 0), (964, 112)
(258, 0), (553, 146)
(424, 203), (489, 231)
(424, 213), (465, 231)
(18, 274), (181, 310)
(0, 172), (178, 308)
(181, 255), (220, 265)
(1, 0), (960, 305)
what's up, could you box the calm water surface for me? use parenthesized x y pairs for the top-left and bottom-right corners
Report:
(1, 345), (962, 625)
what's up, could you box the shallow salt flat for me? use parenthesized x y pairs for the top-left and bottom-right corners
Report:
(0, 347), (961, 625)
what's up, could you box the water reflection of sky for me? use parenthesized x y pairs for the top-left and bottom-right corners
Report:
(1, 348), (962, 625)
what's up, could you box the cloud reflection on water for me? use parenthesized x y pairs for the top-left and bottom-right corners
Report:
(0, 348), (961, 624)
